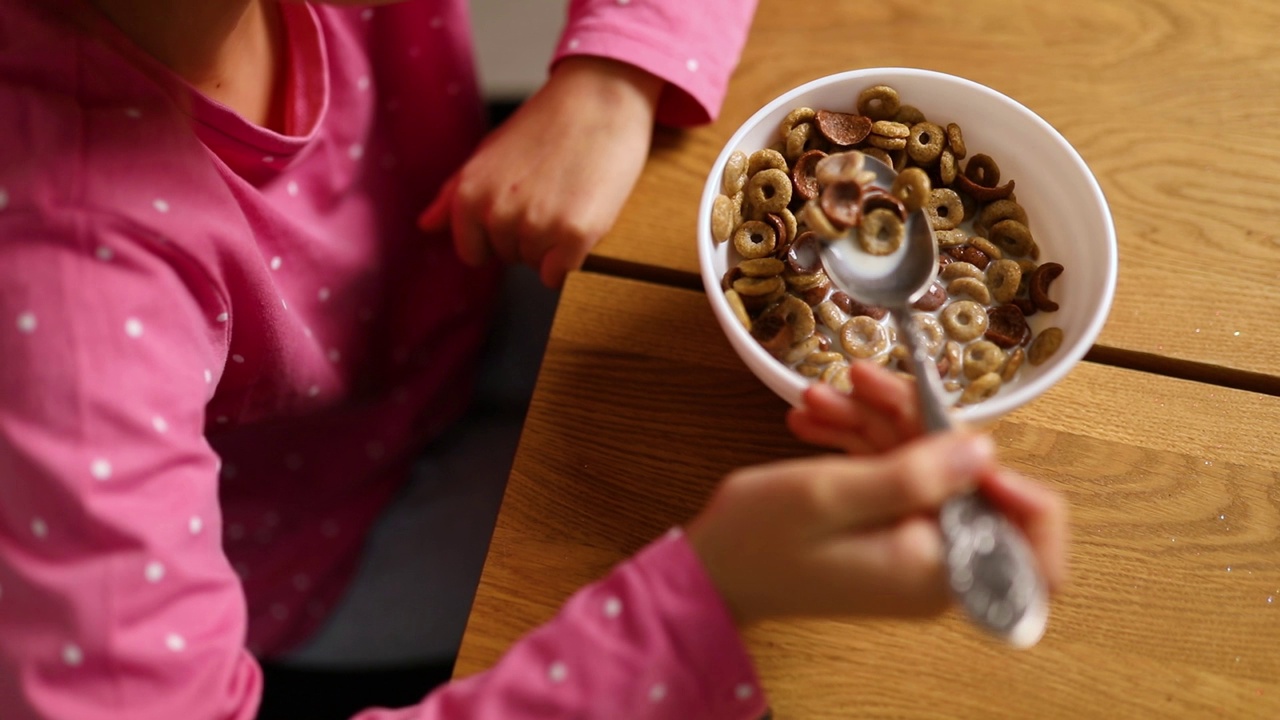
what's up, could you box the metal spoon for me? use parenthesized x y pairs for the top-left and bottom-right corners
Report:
(815, 155), (1049, 648)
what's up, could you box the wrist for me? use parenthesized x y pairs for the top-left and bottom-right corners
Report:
(548, 55), (663, 119)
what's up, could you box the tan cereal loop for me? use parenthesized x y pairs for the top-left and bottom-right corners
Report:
(732, 219), (777, 259)
(723, 150), (748, 195)
(865, 133), (908, 151)
(1001, 347), (1026, 382)
(724, 289), (751, 331)
(962, 340), (1007, 380)
(840, 316), (889, 358)
(821, 362), (854, 393)
(747, 148), (788, 176)
(871, 120), (910, 139)
(890, 167), (931, 213)
(941, 300), (990, 342)
(947, 276), (992, 305)
(782, 334), (824, 365)
(938, 149), (958, 185)
(924, 188), (964, 231)
(960, 372), (1002, 405)
(856, 85), (901, 121)
(858, 208), (904, 256)
(738, 257), (785, 277)
(976, 199), (1029, 234)
(941, 261), (984, 281)
(989, 219), (1038, 258)
(816, 300), (847, 332)
(945, 122), (967, 159)
(785, 122), (822, 162)
(969, 236), (1003, 260)
(780, 107), (817, 137)
(894, 104), (927, 126)
(745, 168), (793, 215)
(913, 313), (947, 357)
(985, 259), (1022, 304)
(906, 122), (945, 165)
(711, 194), (736, 244)
(935, 229), (968, 248)
(1028, 326), (1065, 366)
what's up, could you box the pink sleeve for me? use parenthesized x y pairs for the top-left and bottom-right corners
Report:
(553, 0), (760, 126)
(0, 212), (261, 719)
(395, 530), (767, 720)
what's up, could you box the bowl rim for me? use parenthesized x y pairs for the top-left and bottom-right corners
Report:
(697, 67), (1118, 423)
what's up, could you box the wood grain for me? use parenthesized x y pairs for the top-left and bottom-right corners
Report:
(454, 272), (1280, 719)
(594, 0), (1280, 382)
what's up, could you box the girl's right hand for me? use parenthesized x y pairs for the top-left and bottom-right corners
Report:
(685, 432), (1067, 626)
(786, 361), (926, 456)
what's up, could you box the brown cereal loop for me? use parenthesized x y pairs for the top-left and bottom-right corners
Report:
(791, 149), (826, 201)
(955, 173), (1016, 203)
(985, 304), (1031, 348)
(1030, 262), (1064, 312)
(856, 85), (901, 121)
(723, 151), (748, 195)
(989, 219), (1038, 258)
(960, 372), (1003, 405)
(906, 122), (945, 165)
(724, 289), (751, 331)
(963, 341), (1007, 380)
(948, 276), (992, 305)
(780, 107), (817, 137)
(1001, 347), (1026, 382)
(985, 259), (1022, 304)
(924, 189), (964, 231)
(840, 316), (889, 358)
(945, 123), (967, 159)
(785, 231), (824, 274)
(858, 208), (904, 256)
(941, 261), (984, 281)
(894, 104), (927, 126)
(814, 110), (873, 146)
(732, 220), (777, 259)
(751, 311), (793, 357)
(820, 181), (863, 229)
(890, 167), (931, 213)
(746, 168), (793, 216)
(941, 300), (989, 342)
(946, 244), (990, 270)
(912, 282), (947, 312)
(747, 148), (788, 176)
(711, 194), (736, 244)
(738, 257), (785, 278)
(1028, 327), (1064, 366)
(832, 292), (888, 320)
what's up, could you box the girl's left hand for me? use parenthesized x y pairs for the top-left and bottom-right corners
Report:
(418, 56), (663, 289)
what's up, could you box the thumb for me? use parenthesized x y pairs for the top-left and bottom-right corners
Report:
(417, 174), (459, 232)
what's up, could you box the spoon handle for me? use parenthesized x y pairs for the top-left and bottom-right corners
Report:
(890, 304), (953, 433)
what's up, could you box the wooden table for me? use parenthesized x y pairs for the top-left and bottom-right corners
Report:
(455, 0), (1280, 717)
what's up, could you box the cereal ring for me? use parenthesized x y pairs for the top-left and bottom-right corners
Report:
(856, 85), (901, 121)
(941, 300), (989, 342)
(1029, 262), (1064, 312)
(948, 276), (992, 305)
(819, 181), (863, 229)
(840, 316), (889, 358)
(960, 372), (1002, 405)
(732, 274), (783, 298)
(941, 261), (984, 281)
(815, 300), (847, 332)
(943, 341), (963, 378)
(791, 149), (826, 201)
(1028, 327), (1064, 366)
(779, 208), (798, 249)
(969, 236), (1003, 261)
(711, 194), (736, 244)
(954, 172), (1016, 203)
(1011, 296), (1038, 318)
(781, 335), (823, 365)
(771, 295), (817, 342)
(912, 313), (947, 357)
(792, 273), (832, 307)
(985, 304), (1032, 348)
(815, 150), (865, 186)
(814, 109), (873, 146)
(746, 168), (793, 215)
(723, 151), (748, 195)
(912, 281), (947, 311)
(963, 154), (1001, 187)
(732, 219), (777, 259)
(1001, 347), (1026, 382)
(821, 362), (854, 393)
(963, 340), (1007, 380)
(887, 147), (909, 172)
(871, 120), (910, 139)
(906, 122), (945, 165)
(946, 244), (991, 270)
(865, 134), (907, 151)
(861, 146), (894, 168)
(750, 311), (793, 357)
(894, 104), (927, 126)
(924, 189), (965, 231)
(858, 208), (904, 256)
(831, 291), (888, 320)
(939, 149), (958, 186)
(796, 362), (824, 378)
(787, 122), (826, 162)
(935, 229), (968, 248)
(807, 350), (846, 366)
(976, 199), (1029, 235)
(763, 212), (790, 250)
(738, 257), (785, 278)
(720, 265), (741, 292)
(943, 379), (963, 393)
(945, 123), (967, 159)
(985, 259), (1022, 304)
(780, 107), (817, 137)
(860, 188), (907, 220)
(724, 289), (751, 331)
(747, 148), (788, 176)
(798, 199), (841, 240)
(989, 219), (1038, 258)
(785, 230), (824, 274)
(890, 167), (931, 213)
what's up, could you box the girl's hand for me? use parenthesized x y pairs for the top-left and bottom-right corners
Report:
(418, 56), (663, 289)
(686, 432), (1067, 626)
(787, 361), (926, 455)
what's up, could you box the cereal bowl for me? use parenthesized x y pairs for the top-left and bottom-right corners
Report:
(698, 68), (1117, 424)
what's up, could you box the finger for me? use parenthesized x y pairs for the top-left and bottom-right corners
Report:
(977, 469), (1069, 592)
(784, 405), (880, 456)
(793, 381), (908, 453)
(847, 361), (922, 437)
(417, 174), (459, 232)
(538, 242), (575, 290)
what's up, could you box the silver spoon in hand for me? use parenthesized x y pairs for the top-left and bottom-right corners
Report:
(810, 153), (1049, 648)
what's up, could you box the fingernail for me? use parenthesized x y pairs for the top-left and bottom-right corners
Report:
(949, 433), (995, 476)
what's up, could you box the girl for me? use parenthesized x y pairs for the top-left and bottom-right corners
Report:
(0, 0), (1066, 717)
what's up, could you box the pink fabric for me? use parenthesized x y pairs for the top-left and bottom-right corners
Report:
(0, 0), (761, 717)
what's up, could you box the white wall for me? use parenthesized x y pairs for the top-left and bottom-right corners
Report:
(470, 0), (569, 99)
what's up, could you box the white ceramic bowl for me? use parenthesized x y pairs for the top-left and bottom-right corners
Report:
(698, 68), (1117, 424)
